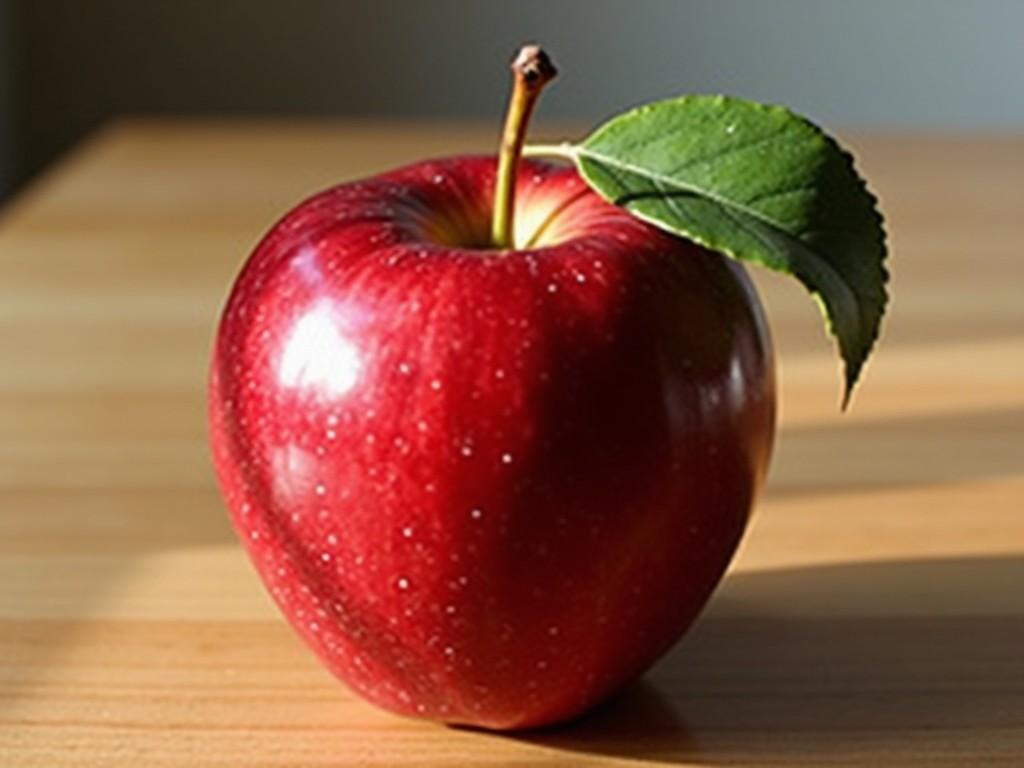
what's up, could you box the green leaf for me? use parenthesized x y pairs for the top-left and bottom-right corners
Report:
(562, 95), (888, 407)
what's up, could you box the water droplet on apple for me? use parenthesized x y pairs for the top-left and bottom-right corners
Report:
(396, 577), (410, 590)
(470, 507), (484, 520)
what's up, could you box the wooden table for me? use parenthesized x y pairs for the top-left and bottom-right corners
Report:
(1, 121), (1021, 766)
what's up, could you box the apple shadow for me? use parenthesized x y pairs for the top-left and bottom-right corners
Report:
(512, 555), (1024, 764)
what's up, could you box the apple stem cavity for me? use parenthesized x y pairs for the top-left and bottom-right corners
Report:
(491, 44), (558, 249)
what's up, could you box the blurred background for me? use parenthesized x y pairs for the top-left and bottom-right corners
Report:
(1, 0), (1023, 202)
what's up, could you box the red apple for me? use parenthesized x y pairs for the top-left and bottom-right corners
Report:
(209, 155), (775, 729)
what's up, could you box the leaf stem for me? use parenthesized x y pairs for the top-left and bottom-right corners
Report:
(491, 44), (557, 249)
(522, 142), (578, 161)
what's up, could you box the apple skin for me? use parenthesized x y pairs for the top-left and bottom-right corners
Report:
(209, 156), (775, 730)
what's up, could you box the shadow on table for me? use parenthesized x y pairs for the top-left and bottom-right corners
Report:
(514, 555), (1024, 764)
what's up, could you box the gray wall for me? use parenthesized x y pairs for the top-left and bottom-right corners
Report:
(4, 0), (1024, 199)
(0, 0), (16, 197)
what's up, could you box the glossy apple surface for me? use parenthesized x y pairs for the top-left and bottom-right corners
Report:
(209, 156), (775, 729)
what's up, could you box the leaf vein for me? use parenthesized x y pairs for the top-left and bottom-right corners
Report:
(579, 149), (795, 236)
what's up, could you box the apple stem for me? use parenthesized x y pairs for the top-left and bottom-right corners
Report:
(491, 44), (557, 249)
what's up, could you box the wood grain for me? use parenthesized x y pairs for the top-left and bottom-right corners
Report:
(0, 121), (1021, 766)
